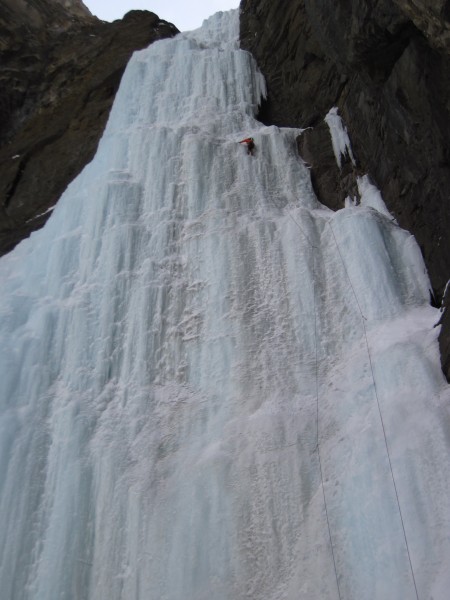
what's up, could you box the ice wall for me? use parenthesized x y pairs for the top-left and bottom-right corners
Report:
(0, 10), (449, 600)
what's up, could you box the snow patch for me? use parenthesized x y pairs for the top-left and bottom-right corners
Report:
(25, 205), (56, 223)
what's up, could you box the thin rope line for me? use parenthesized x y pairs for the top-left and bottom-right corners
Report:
(268, 195), (341, 599)
(268, 196), (318, 249)
(328, 222), (367, 320)
(328, 220), (420, 600)
(312, 249), (343, 600)
(269, 194), (419, 598)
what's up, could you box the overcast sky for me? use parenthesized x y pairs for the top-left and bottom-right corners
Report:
(83, 1), (240, 31)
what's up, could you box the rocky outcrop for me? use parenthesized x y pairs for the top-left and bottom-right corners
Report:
(240, 0), (450, 380)
(392, 0), (450, 51)
(0, 0), (178, 255)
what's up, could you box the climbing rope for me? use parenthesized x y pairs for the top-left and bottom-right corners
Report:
(268, 194), (342, 600)
(312, 248), (343, 600)
(328, 220), (420, 600)
(268, 191), (421, 599)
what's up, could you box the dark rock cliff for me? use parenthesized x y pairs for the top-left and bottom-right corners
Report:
(240, 0), (450, 380)
(0, 0), (178, 255)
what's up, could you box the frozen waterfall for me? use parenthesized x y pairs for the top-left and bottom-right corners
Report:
(1, 10), (450, 600)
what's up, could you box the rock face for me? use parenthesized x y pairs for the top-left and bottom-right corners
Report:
(0, 0), (178, 255)
(240, 0), (450, 380)
(393, 0), (450, 50)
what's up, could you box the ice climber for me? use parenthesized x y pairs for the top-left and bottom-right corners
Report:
(239, 137), (255, 155)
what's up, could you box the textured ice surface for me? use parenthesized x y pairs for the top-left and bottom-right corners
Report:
(357, 174), (396, 221)
(0, 10), (450, 600)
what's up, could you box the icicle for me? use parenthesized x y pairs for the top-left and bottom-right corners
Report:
(324, 106), (356, 169)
